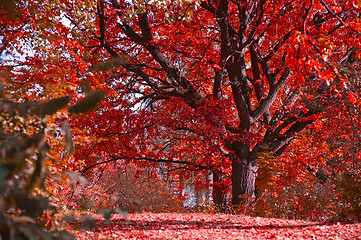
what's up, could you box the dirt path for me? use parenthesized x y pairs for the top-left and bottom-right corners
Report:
(72, 213), (361, 239)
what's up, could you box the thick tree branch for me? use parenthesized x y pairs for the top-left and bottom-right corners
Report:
(250, 45), (271, 124)
(211, 0), (252, 129)
(242, 0), (266, 48)
(143, 43), (202, 105)
(138, 11), (153, 42)
(109, 2), (203, 107)
(216, 0), (232, 63)
(256, 48), (276, 87)
(213, 69), (224, 99)
(250, 46), (263, 101)
(266, 88), (302, 134)
(229, 69), (252, 130)
(270, 119), (314, 154)
(97, 0), (106, 45)
(251, 67), (291, 122)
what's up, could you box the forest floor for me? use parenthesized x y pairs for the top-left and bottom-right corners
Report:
(71, 212), (361, 239)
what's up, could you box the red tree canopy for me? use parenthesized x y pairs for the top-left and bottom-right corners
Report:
(2, 0), (360, 209)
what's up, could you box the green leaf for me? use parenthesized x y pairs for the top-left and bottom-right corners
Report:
(0, 167), (7, 182)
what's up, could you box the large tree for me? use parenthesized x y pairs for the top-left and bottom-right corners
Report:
(44, 0), (361, 208)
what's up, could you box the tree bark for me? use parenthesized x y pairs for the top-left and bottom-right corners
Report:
(231, 141), (257, 207)
(212, 171), (227, 212)
(232, 158), (257, 206)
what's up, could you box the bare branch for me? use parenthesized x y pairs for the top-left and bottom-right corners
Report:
(80, 155), (208, 175)
(270, 119), (314, 154)
(138, 11), (153, 42)
(250, 45), (271, 124)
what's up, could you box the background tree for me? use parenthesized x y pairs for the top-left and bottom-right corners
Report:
(69, 163), (186, 213)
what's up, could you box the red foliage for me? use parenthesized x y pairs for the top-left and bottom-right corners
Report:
(60, 0), (361, 209)
(2, 0), (361, 222)
(67, 163), (186, 213)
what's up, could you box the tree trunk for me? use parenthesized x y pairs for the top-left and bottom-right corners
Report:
(212, 171), (227, 212)
(232, 159), (257, 206)
(231, 142), (257, 207)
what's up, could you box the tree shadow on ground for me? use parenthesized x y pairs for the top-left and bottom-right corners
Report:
(84, 218), (338, 233)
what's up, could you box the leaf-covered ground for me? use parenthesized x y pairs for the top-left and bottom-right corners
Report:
(72, 213), (361, 239)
